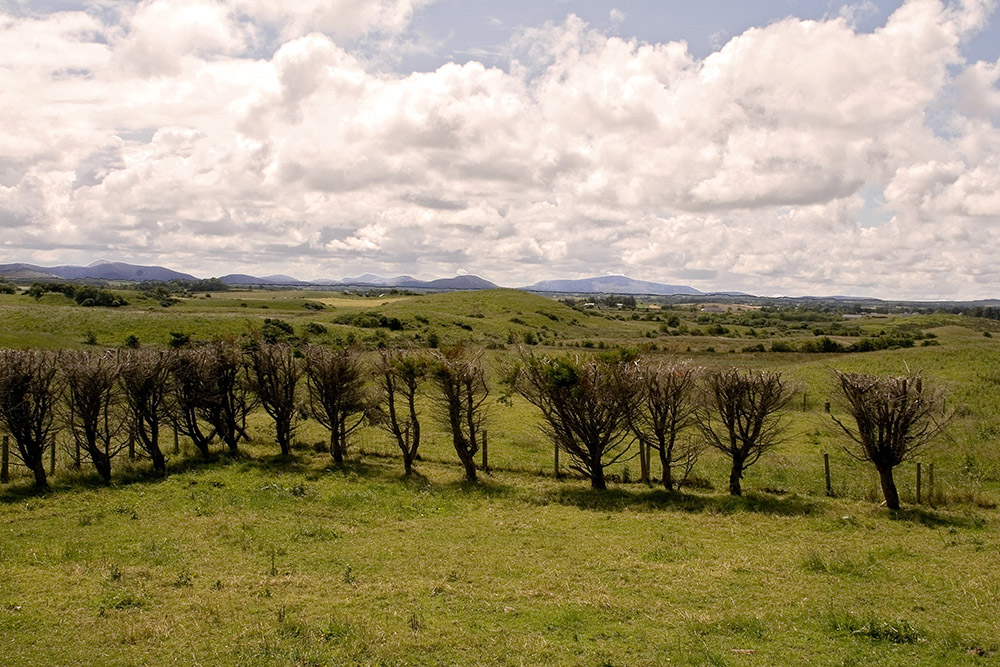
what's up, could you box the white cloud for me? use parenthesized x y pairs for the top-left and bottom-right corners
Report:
(230, 0), (434, 41)
(0, 0), (998, 298)
(111, 0), (247, 77)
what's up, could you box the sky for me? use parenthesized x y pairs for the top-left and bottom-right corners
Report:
(1, 0), (999, 299)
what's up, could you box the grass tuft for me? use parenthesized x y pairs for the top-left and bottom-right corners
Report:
(828, 611), (925, 643)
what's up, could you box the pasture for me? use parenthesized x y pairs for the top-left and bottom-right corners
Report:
(1, 286), (998, 665)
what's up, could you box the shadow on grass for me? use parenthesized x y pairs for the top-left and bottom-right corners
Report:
(538, 485), (822, 516)
(888, 506), (988, 529)
(0, 448), (316, 503)
(438, 477), (515, 498)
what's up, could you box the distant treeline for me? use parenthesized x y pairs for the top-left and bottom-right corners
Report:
(27, 282), (128, 307)
(956, 306), (1000, 320)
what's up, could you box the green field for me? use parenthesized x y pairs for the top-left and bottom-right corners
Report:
(1, 287), (999, 665)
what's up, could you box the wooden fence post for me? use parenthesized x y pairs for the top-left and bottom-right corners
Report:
(916, 462), (922, 505)
(824, 452), (832, 496)
(639, 440), (650, 485)
(928, 463), (935, 506)
(481, 429), (489, 473)
(1, 435), (9, 484)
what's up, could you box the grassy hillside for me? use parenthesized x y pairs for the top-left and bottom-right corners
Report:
(1, 287), (999, 665)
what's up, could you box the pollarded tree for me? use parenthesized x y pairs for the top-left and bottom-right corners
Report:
(119, 348), (174, 473)
(303, 345), (367, 464)
(170, 346), (218, 457)
(0, 349), (61, 490)
(247, 339), (302, 456)
(511, 350), (639, 490)
(210, 340), (257, 454)
(430, 346), (489, 483)
(630, 359), (700, 491)
(830, 371), (949, 510)
(371, 348), (428, 475)
(61, 350), (127, 482)
(699, 367), (792, 496)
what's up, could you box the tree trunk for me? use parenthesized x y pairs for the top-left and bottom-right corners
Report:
(659, 445), (673, 491)
(590, 461), (607, 490)
(330, 431), (343, 464)
(403, 452), (414, 476)
(29, 460), (48, 490)
(277, 431), (290, 456)
(638, 440), (649, 485)
(150, 449), (166, 475)
(92, 449), (112, 483)
(461, 452), (478, 482)
(877, 464), (900, 510)
(728, 460), (743, 496)
(192, 438), (211, 460)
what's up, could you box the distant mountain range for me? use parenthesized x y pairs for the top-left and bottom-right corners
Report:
(218, 272), (499, 291)
(523, 275), (702, 296)
(219, 273), (310, 286)
(0, 261), (705, 296)
(0, 260), (197, 282)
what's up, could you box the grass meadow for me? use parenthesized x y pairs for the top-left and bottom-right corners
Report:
(1, 287), (999, 665)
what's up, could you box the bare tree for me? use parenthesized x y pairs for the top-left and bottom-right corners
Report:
(511, 350), (638, 489)
(303, 345), (367, 464)
(173, 340), (257, 455)
(119, 348), (174, 474)
(209, 340), (257, 454)
(631, 359), (700, 491)
(371, 348), (427, 475)
(247, 340), (302, 456)
(699, 368), (792, 496)
(61, 350), (127, 482)
(0, 349), (61, 489)
(430, 346), (489, 483)
(170, 346), (217, 457)
(830, 371), (949, 510)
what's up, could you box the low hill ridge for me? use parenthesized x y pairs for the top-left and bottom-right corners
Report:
(524, 275), (701, 296)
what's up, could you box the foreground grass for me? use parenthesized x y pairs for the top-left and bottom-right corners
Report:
(2, 450), (998, 666)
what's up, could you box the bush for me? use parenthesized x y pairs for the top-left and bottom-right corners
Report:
(303, 322), (328, 336)
(334, 311), (403, 330)
(260, 318), (296, 343)
(169, 332), (191, 348)
(801, 337), (844, 353)
(74, 286), (128, 307)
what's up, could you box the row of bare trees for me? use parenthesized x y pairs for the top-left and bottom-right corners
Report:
(0, 342), (492, 489)
(508, 352), (781, 494)
(0, 344), (949, 509)
(507, 350), (950, 508)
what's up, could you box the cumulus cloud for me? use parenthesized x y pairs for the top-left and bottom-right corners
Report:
(230, 0), (434, 42)
(0, 0), (998, 298)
